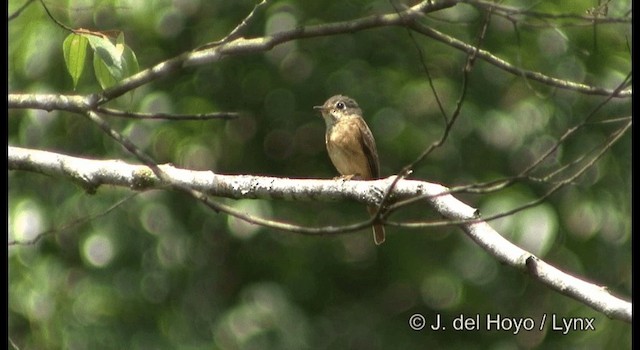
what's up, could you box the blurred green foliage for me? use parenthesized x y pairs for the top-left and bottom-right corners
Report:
(9, 0), (631, 349)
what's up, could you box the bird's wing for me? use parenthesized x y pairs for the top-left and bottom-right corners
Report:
(354, 117), (380, 179)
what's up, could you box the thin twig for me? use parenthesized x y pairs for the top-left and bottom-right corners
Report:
(389, 119), (630, 228)
(84, 111), (166, 177)
(463, 0), (630, 23)
(38, 0), (74, 32)
(407, 21), (630, 98)
(517, 72), (632, 177)
(196, 0), (270, 50)
(386, 72), (631, 211)
(8, 194), (137, 246)
(8, 0), (36, 21)
(373, 0), (494, 225)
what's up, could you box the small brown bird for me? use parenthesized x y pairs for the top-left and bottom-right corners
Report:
(314, 95), (385, 245)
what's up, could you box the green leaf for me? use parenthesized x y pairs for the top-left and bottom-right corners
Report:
(93, 54), (117, 89)
(114, 33), (139, 78)
(84, 34), (124, 84)
(62, 34), (88, 89)
(116, 32), (126, 58)
(122, 44), (139, 77)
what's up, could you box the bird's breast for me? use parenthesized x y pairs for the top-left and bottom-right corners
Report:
(325, 120), (372, 178)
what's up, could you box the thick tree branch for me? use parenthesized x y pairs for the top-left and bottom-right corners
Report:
(7, 94), (238, 120)
(95, 0), (455, 102)
(74, 0), (626, 104)
(8, 93), (95, 113)
(463, 0), (631, 24)
(8, 147), (467, 213)
(94, 107), (239, 120)
(7, 0), (629, 116)
(8, 146), (631, 323)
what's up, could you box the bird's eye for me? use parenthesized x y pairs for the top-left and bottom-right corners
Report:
(336, 102), (345, 110)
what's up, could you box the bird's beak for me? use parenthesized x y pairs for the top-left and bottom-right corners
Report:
(313, 105), (325, 110)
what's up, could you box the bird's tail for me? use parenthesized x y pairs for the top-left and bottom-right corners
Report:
(367, 206), (386, 245)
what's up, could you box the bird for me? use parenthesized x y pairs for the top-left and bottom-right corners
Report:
(314, 95), (385, 245)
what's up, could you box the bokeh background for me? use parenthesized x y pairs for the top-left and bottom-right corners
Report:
(9, 0), (631, 349)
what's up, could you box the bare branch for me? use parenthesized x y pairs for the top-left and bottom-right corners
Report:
(463, 0), (631, 24)
(8, 93), (95, 113)
(82, 111), (165, 181)
(8, 0), (36, 21)
(387, 119), (631, 221)
(97, 0), (456, 103)
(197, 0), (271, 49)
(8, 194), (137, 246)
(8, 146), (631, 322)
(373, 0), (493, 228)
(7, 147), (451, 211)
(95, 107), (239, 121)
(407, 21), (631, 98)
(7, 94), (237, 120)
(38, 0), (75, 32)
(91, 0), (628, 105)
(10, 0), (627, 111)
(464, 220), (631, 322)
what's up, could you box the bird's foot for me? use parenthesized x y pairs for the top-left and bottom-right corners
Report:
(333, 174), (359, 180)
